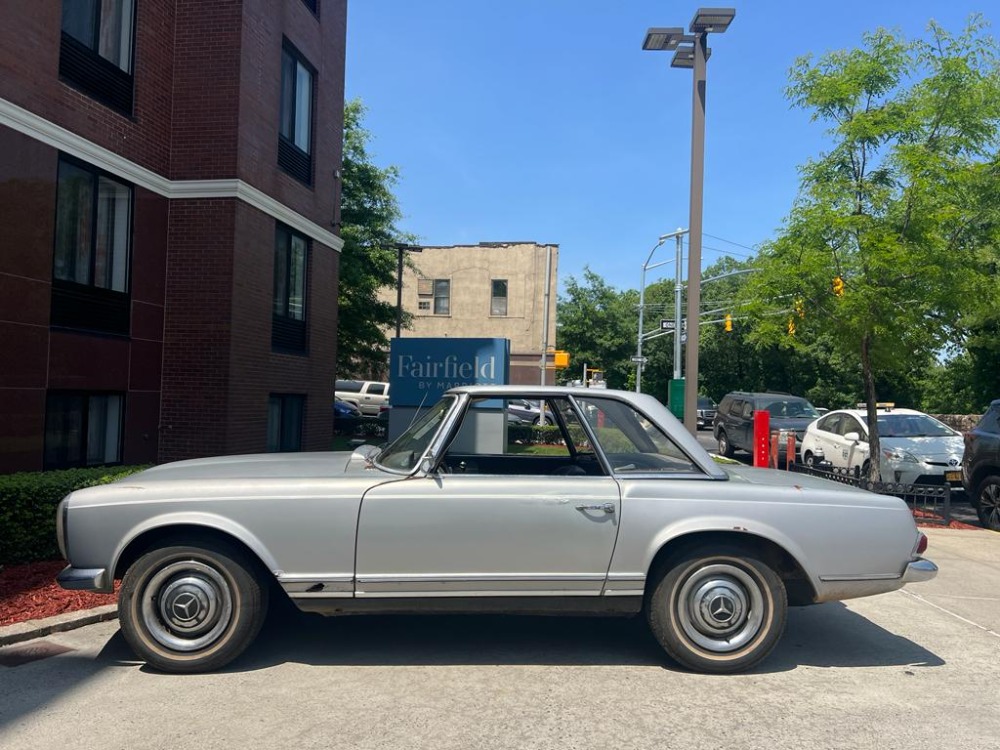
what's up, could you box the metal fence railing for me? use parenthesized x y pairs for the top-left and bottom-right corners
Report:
(789, 463), (952, 525)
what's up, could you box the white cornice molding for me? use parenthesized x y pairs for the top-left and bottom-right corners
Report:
(0, 98), (343, 251)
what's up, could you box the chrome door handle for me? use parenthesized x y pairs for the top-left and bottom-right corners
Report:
(576, 503), (616, 514)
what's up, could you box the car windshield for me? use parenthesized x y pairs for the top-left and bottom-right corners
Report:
(873, 413), (956, 438)
(698, 397), (714, 408)
(375, 396), (455, 472)
(758, 398), (819, 419)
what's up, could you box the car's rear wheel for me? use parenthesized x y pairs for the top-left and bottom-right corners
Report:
(647, 546), (786, 674)
(717, 430), (734, 458)
(119, 542), (268, 673)
(975, 475), (1000, 532)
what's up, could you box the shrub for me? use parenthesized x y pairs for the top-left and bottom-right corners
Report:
(0, 465), (148, 565)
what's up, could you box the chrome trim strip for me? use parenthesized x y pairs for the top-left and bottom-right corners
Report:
(603, 589), (645, 597)
(56, 566), (107, 591)
(0, 98), (344, 251)
(356, 590), (600, 599)
(356, 574), (607, 584)
(819, 573), (902, 582)
(288, 591), (353, 599)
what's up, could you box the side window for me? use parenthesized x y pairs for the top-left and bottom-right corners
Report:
(267, 394), (305, 452)
(272, 223), (309, 353)
(817, 414), (842, 434)
(366, 384), (386, 396)
(978, 406), (1000, 433)
(278, 40), (315, 185)
(490, 279), (508, 316)
(51, 156), (132, 336)
(60, 0), (136, 113)
(44, 392), (124, 469)
(433, 279), (451, 315)
(741, 401), (753, 419)
(728, 398), (743, 417)
(573, 396), (701, 475)
(838, 417), (863, 437)
(336, 380), (363, 393)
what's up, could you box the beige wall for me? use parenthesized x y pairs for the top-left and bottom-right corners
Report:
(382, 242), (559, 383)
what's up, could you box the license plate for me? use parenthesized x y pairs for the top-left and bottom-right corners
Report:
(945, 471), (961, 482)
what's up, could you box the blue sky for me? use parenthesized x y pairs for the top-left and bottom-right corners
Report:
(345, 1), (992, 292)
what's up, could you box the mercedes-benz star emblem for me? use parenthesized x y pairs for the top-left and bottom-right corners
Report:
(171, 592), (200, 621)
(708, 595), (735, 623)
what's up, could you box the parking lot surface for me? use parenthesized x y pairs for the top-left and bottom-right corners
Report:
(1, 528), (998, 750)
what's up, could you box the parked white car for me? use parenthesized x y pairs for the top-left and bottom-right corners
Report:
(334, 379), (390, 417)
(800, 406), (965, 490)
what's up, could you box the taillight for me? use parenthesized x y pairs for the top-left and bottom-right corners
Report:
(915, 533), (928, 555)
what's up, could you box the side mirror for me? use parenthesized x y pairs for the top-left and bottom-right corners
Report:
(843, 431), (861, 443)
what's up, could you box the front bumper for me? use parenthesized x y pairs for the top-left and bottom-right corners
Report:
(901, 557), (938, 584)
(57, 565), (109, 591)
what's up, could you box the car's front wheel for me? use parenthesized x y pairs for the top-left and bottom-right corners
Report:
(647, 546), (787, 673)
(119, 541), (268, 673)
(975, 475), (1000, 532)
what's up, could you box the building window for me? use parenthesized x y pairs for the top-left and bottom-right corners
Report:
(44, 392), (124, 469)
(278, 40), (315, 185)
(490, 279), (508, 316)
(418, 301), (430, 311)
(267, 394), (305, 452)
(433, 279), (450, 315)
(300, 0), (318, 14)
(59, 0), (135, 113)
(272, 224), (308, 352)
(51, 156), (132, 335)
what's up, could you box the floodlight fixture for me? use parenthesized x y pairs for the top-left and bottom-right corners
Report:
(689, 8), (736, 34)
(642, 27), (687, 51)
(670, 45), (712, 69)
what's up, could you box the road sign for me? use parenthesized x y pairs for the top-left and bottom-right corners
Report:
(630, 356), (648, 364)
(660, 319), (676, 330)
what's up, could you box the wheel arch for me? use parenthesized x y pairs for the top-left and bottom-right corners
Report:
(112, 516), (279, 583)
(644, 529), (817, 607)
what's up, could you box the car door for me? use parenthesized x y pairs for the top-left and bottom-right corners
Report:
(811, 413), (843, 467)
(838, 415), (869, 472)
(359, 383), (387, 416)
(355, 398), (621, 598)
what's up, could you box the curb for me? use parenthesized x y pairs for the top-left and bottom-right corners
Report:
(0, 605), (118, 648)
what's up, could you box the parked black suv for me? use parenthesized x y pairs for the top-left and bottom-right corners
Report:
(713, 391), (821, 458)
(962, 399), (1000, 531)
(696, 396), (717, 431)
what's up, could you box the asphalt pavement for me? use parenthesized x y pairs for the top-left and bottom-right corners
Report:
(0, 527), (998, 750)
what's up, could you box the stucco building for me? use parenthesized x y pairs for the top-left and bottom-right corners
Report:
(388, 242), (559, 385)
(0, 0), (346, 473)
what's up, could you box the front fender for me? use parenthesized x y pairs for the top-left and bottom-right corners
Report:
(109, 511), (281, 582)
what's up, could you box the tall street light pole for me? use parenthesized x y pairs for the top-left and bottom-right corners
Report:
(392, 243), (422, 338)
(643, 7), (735, 434)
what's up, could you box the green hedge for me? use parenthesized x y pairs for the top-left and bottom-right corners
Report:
(0, 465), (148, 565)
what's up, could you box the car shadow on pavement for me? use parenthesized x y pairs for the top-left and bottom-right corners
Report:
(221, 598), (943, 674)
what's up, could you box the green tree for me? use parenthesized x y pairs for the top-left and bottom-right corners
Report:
(337, 99), (416, 378)
(742, 19), (1000, 481)
(556, 269), (638, 389)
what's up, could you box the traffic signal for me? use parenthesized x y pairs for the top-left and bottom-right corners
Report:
(724, 313), (732, 332)
(832, 276), (845, 296)
(787, 317), (796, 336)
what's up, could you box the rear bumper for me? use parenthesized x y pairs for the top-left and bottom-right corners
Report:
(901, 557), (938, 584)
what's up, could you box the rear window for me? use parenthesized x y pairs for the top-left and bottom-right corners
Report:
(975, 405), (1000, 433)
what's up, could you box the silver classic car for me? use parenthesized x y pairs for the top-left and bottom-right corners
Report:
(56, 386), (937, 674)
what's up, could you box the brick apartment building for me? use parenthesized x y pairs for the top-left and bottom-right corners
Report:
(0, 0), (347, 473)
(384, 242), (560, 385)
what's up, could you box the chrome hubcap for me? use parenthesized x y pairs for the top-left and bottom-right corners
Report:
(141, 560), (233, 652)
(676, 563), (764, 653)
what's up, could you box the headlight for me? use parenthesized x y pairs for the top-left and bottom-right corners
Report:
(883, 448), (919, 463)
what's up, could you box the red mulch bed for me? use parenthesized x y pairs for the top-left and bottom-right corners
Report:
(913, 509), (981, 530)
(0, 560), (119, 627)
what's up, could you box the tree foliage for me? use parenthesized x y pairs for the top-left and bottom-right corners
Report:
(741, 18), (1000, 479)
(556, 269), (638, 389)
(337, 99), (416, 378)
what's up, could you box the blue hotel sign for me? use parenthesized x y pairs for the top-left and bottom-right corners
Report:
(389, 338), (510, 407)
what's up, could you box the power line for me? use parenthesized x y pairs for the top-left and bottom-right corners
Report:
(702, 233), (758, 253)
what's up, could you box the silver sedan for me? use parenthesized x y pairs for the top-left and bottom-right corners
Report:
(56, 386), (936, 674)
